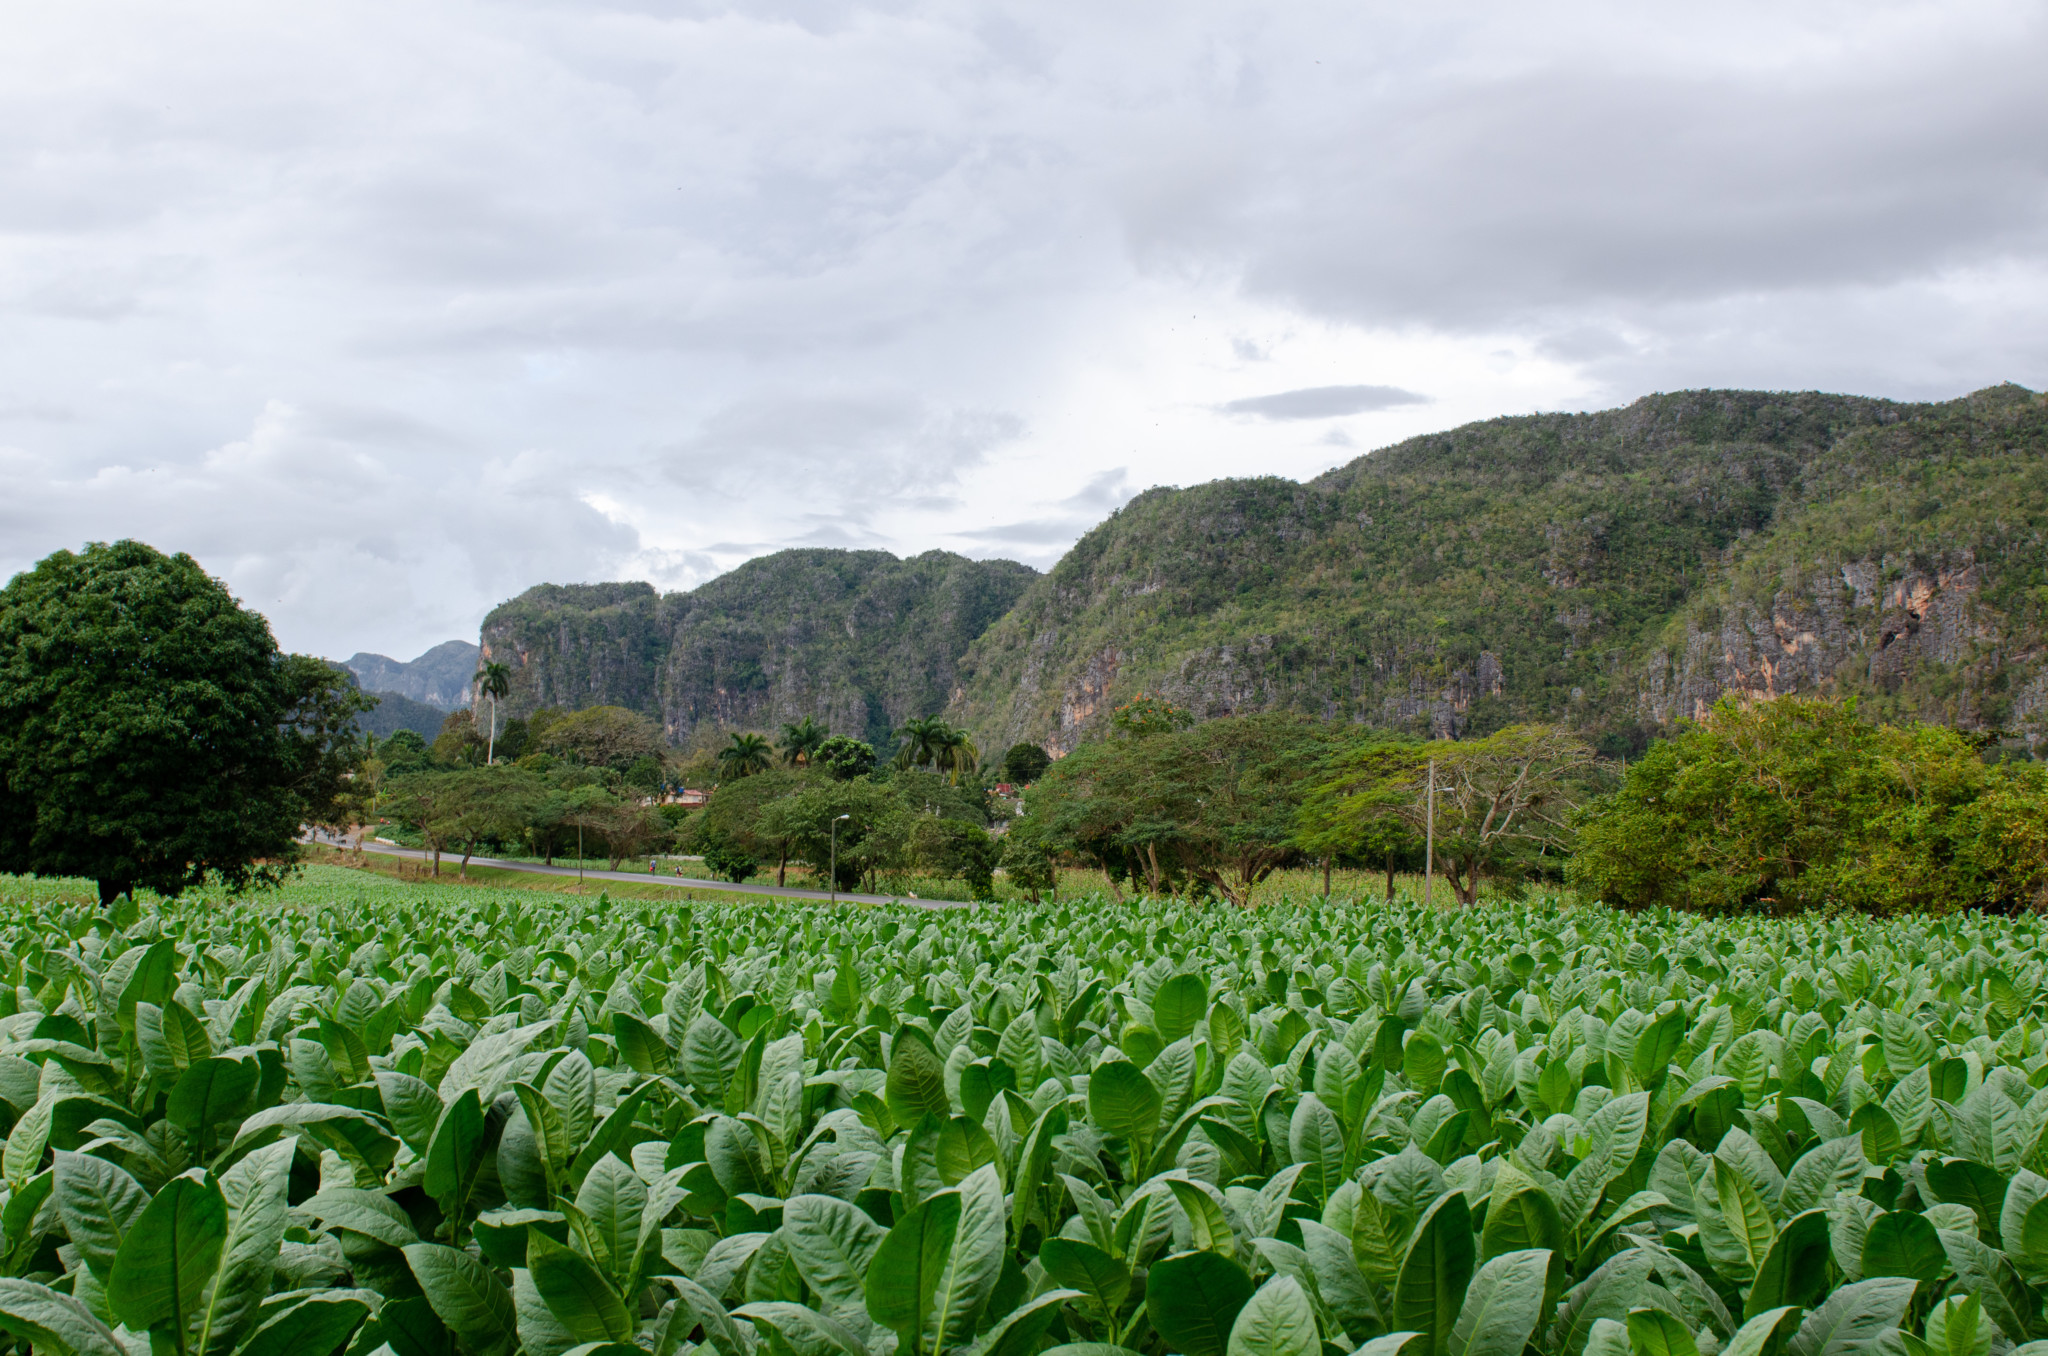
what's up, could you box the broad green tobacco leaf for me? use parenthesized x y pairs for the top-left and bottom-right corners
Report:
(0, 1278), (126, 1356)
(1449, 1249), (1552, 1356)
(1226, 1277), (1318, 1356)
(1392, 1192), (1476, 1356)
(1148, 1251), (1256, 1356)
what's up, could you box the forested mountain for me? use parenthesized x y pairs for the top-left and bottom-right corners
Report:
(479, 550), (1037, 748)
(468, 384), (2048, 756)
(342, 639), (479, 709)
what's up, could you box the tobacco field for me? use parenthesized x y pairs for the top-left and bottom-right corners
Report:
(1, 875), (2046, 1356)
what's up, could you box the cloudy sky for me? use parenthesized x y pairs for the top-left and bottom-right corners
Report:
(1, 0), (2043, 660)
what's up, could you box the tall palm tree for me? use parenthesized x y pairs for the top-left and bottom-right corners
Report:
(893, 717), (981, 785)
(935, 729), (980, 785)
(717, 732), (775, 781)
(780, 716), (828, 767)
(474, 660), (513, 764)
(891, 715), (951, 771)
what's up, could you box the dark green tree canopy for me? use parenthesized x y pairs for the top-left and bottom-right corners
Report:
(813, 734), (877, 780)
(538, 704), (665, 769)
(0, 540), (370, 903)
(1000, 741), (1051, 785)
(1569, 696), (2048, 914)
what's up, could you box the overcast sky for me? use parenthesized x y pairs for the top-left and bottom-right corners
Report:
(1, 0), (2043, 660)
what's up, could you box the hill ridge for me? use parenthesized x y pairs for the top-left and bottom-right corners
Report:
(465, 383), (2048, 755)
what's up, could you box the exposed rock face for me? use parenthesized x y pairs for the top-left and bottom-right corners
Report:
(464, 385), (2048, 755)
(342, 640), (481, 710)
(1641, 551), (2006, 729)
(951, 383), (2048, 752)
(479, 551), (1036, 748)
(478, 583), (663, 716)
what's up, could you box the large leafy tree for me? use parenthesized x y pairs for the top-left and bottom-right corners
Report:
(1296, 735), (1427, 901)
(433, 708), (487, 767)
(538, 705), (665, 769)
(1570, 695), (2048, 913)
(690, 767), (812, 884)
(1000, 742), (1052, 785)
(1309, 723), (1597, 904)
(814, 734), (877, 780)
(755, 777), (910, 892)
(0, 540), (371, 903)
(1019, 712), (1335, 905)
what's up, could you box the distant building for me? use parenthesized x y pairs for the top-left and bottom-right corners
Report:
(660, 788), (710, 807)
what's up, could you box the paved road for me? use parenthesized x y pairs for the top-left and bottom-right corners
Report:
(318, 836), (967, 909)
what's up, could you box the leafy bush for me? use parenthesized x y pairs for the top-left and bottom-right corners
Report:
(1001, 742), (1052, 786)
(697, 828), (758, 883)
(1570, 696), (2048, 913)
(815, 736), (878, 781)
(0, 874), (2044, 1356)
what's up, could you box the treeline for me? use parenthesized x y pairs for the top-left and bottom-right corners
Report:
(991, 692), (2048, 914)
(367, 704), (1056, 893)
(372, 688), (2048, 913)
(679, 719), (1054, 896)
(358, 704), (681, 873)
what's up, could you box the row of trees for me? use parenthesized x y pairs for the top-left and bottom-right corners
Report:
(372, 708), (1049, 892)
(361, 702), (684, 874)
(378, 765), (669, 876)
(1001, 706), (1595, 907)
(999, 692), (2048, 914)
(711, 715), (1050, 791)
(685, 766), (1001, 895)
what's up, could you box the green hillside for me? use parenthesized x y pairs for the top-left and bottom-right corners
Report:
(951, 384), (2048, 754)
(480, 550), (1036, 748)
(468, 384), (2048, 758)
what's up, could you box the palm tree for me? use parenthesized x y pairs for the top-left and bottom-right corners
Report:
(892, 715), (952, 771)
(474, 660), (513, 764)
(935, 729), (980, 785)
(780, 716), (828, 767)
(893, 716), (981, 785)
(717, 732), (775, 781)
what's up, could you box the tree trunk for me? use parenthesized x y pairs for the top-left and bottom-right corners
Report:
(1452, 860), (1480, 905)
(777, 847), (787, 888)
(1323, 856), (1332, 898)
(460, 839), (475, 879)
(1384, 859), (1396, 903)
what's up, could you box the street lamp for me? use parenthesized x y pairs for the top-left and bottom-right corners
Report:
(1423, 757), (1436, 908)
(829, 814), (851, 904)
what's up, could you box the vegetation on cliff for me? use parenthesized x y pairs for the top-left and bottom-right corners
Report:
(470, 385), (2048, 760)
(480, 551), (1035, 750)
(954, 384), (2048, 755)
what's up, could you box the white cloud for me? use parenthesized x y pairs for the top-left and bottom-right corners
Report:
(0, 0), (2041, 656)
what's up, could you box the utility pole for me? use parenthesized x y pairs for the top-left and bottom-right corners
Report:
(1424, 757), (1436, 908)
(830, 815), (851, 904)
